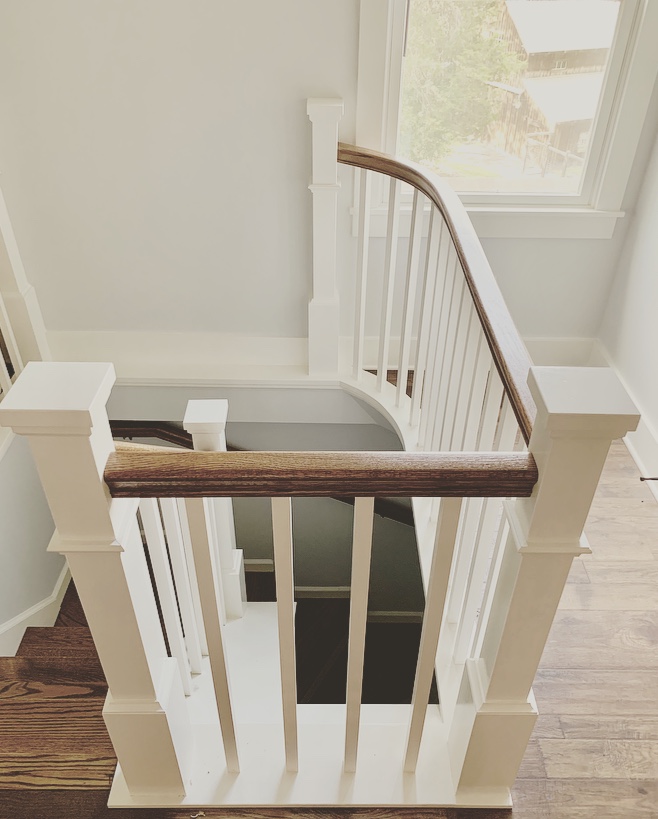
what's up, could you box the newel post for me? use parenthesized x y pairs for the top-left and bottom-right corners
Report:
(307, 98), (344, 375)
(0, 362), (191, 797)
(183, 399), (245, 621)
(449, 366), (640, 797)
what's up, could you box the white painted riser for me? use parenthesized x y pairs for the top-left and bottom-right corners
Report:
(108, 602), (510, 809)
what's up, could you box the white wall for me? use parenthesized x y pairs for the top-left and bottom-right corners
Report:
(599, 125), (658, 476)
(0, 434), (62, 653)
(2, 0), (657, 364)
(0, 0), (358, 340)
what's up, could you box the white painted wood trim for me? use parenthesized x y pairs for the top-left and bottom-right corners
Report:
(0, 565), (70, 656)
(185, 497), (239, 772)
(344, 496), (375, 773)
(271, 497), (299, 772)
(139, 498), (192, 695)
(405, 497), (462, 772)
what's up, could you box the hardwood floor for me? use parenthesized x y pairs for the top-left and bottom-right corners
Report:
(0, 441), (656, 817)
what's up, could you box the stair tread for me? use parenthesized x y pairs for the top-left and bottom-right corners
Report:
(17, 627), (98, 659)
(54, 583), (88, 628)
(0, 656), (105, 685)
(0, 676), (107, 702)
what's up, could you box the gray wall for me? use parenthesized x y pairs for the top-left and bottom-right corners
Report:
(0, 435), (60, 625)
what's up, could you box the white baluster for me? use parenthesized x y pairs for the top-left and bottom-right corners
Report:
(344, 496), (375, 773)
(139, 498), (193, 695)
(353, 168), (372, 379)
(460, 335), (491, 452)
(185, 497), (240, 773)
(405, 497), (462, 772)
(160, 497), (204, 674)
(447, 304), (482, 450)
(184, 399), (245, 621)
(438, 297), (475, 450)
(396, 190), (424, 408)
(453, 401), (519, 663)
(419, 246), (457, 450)
(377, 178), (401, 392)
(410, 210), (443, 428)
(0, 362), (190, 796)
(177, 497), (209, 655)
(271, 497), (298, 772)
(0, 352), (11, 394)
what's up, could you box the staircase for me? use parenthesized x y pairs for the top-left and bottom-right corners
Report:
(0, 584), (117, 817)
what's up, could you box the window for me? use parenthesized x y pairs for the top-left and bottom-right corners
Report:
(399, 1), (619, 196)
(355, 0), (658, 238)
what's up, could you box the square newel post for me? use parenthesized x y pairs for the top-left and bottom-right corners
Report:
(0, 362), (191, 798)
(307, 98), (343, 376)
(449, 366), (640, 798)
(183, 399), (245, 621)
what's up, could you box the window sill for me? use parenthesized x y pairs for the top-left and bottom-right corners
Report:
(356, 204), (625, 241)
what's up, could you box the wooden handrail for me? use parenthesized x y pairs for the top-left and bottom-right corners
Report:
(105, 450), (537, 498)
(338, 143), (537, 444)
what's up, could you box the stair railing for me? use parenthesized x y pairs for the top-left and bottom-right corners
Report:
(0, 360), (639, 807)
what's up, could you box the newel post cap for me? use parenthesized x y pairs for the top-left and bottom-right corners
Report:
(183, 399), (229, 435)
(0, 361), (116, 435)
(528, 366), (640, 439)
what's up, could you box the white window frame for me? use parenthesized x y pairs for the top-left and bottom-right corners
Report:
(355, 0), (658, 239)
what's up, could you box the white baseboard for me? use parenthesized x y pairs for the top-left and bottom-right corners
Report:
(593, 341), (658, 502)
(0, 565), (71, 656)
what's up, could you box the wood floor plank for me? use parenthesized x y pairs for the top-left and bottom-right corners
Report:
(0, 754), (115, 789)
(559, 716), (658, 741)
(541, 611), (658, 668)
(0, 656), (105, 685)
(540, 740), (658, 780)
(558, 582), (658, 611)
(533, 669), (658, 715)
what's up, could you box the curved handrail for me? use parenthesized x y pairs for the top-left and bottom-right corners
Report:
(338, 143), (537, 444)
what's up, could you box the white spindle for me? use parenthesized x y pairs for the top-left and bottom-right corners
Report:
(419, 247), (457, 449)
(438, 296), (474, 450)
(271, 497), (298, 772)
(160, 497), (204, 674)
(0, 353), (11, 394)
(353, 169), (372, 379)
(139, 498), (192, 695)
(460, 334), (490, 452)
(404, 497), (462, 772)
(471, 513), (510, 659)
(447, 305), (482, 450)
(475, 365), (505, 451)
(377, 179), (401, 392)
(429, 270), (466, 451)
(0, 292), (22, 376)
(344, 496), (375, 773)
(185, 497), (239, 772)
(177, 498), (209, 655)
(410, 210), (443, 427)
(446, 399), (518, 628)
(184, 400), (245, 622)
(396, 190), (424, 407)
